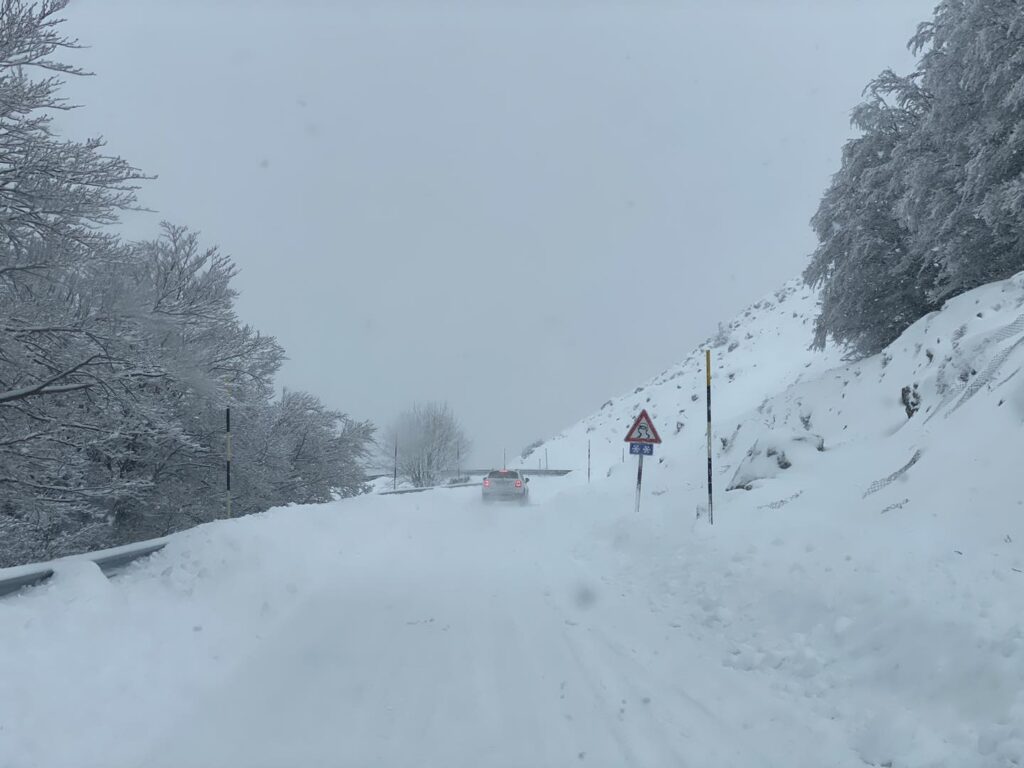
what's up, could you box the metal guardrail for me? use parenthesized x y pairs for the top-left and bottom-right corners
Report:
(378, 470), (574, 496)
(380, 482), (480, 496)
(449, 469), (574, 477)
(0, 568), (55, 598)
(0, 540), (168, 600)
(92, 542), (167, 574)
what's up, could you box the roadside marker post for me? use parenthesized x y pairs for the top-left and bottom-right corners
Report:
(624, 409), (661, 513)
(706, 350), (714, 525)
(225, 404), (232, 518)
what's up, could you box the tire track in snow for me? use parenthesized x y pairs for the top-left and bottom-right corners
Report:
(926, 312), (1024, 423)
(948, 335), (1024, 415)
(556, 622), (686, 767)
(863, 450), (923, 498)
(982, 312), (1024, 346)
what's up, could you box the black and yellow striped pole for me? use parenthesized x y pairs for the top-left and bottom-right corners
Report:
(705, 349), (713, 525)
(226, 403), (232, 518)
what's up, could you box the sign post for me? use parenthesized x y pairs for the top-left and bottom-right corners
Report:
(624, 409), (661, 513)
(635, 450), (643, 513)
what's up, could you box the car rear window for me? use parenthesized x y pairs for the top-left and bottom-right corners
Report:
(487, 470), (518, 479)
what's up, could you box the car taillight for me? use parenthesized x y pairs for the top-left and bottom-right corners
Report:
(515, 479), (522, 488)
(483, 478), (490, 487)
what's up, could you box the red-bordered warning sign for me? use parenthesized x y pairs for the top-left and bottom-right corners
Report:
(624, 409), (662, 444)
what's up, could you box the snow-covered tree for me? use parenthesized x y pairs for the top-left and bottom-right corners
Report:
(0, 3), (378, 565)
(0, 1), (146, 561)
(804, 70), (933, 353)
(0, 3), (380, 565)
(807, 0), (1024, 356)
(387, 403), (470, 488)
(1, 220), (378, 565)
(906, 0), (1024, 301)
(256, 390), (374, 506)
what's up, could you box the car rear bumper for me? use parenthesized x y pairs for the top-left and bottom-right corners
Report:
(482, 491), (528, 501)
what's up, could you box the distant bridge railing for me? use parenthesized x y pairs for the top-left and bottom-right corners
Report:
(367, 468), (574, 482)
(376, 469), (574, 496)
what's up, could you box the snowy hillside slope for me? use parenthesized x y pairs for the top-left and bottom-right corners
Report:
(519, 272), (1024, 765)
(518, 279), (844, 475)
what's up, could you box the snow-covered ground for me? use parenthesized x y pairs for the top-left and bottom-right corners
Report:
(518, 273), (1024, 765)
(2, 274), (1024, 767)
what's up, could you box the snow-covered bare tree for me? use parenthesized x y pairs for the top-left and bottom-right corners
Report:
(1, 220), (379, 564)
(99, 225), (287, 541)
(0, 0), (147, 562)
(0, 2), (378, 565)
(387, 402), (470, 488)
(258, 390), (374, 506)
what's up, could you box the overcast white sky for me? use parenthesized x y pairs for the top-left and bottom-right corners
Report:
(58, 0), (935, 466)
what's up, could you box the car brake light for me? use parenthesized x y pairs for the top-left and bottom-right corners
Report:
(515, 479), (522, 488)
(483, 478), (490, 487)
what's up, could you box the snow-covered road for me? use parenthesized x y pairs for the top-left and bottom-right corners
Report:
(1, 480), (861, 768)
(138, 495), (834, 768)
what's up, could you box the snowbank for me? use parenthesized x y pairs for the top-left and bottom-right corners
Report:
(522, 272), (1024, 766)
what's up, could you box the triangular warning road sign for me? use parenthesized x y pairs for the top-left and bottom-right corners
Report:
(624, 409), (661, 444)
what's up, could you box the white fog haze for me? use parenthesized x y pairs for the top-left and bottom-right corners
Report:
(56, 0), (933, 464)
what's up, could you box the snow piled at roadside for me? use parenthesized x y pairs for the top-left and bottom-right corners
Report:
(522, 273), (1024, 766)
